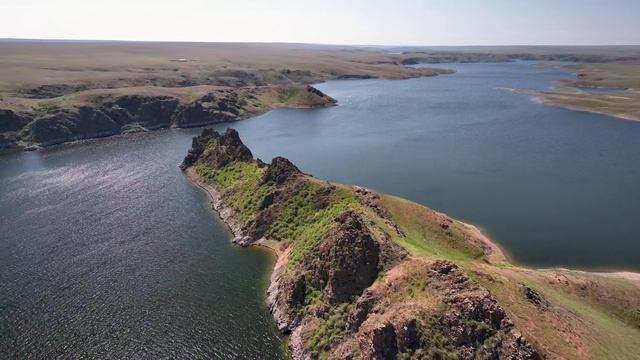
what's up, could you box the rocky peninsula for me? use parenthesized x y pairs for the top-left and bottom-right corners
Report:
(181, 128), (640, 360)
(0, 41), (455, 151)
(0, 85), (337, 150)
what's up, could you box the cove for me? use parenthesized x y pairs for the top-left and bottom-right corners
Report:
(228, 62), (640, 270)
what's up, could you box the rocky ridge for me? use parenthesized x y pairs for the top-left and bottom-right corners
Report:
(181, 128), (541, 360)
(0, 85), (335, 150)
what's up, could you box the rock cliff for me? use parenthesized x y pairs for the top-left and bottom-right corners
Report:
(182, 128), (544, 360)
(0, 85), (335, 149)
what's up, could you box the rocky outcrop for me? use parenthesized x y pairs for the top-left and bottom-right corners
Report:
(266, 211), (407, 335)
(312, 211), (383, 303)
(0, 109), (32, 132)
(101, 95), (180, 128)
(359, 323), (398, 360)
(173, 91), (251, 127)
(180, 129), (541, 360)
(19, 84), (89, 99)
(187, 127), (253, 169)
(20, 106), (121, 145)
(6, 85), (334, 150)
(260, 157), (302, 186)
(352, 260), (540, 360)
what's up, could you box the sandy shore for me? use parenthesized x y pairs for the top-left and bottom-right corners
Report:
(533, 94), (640, 123)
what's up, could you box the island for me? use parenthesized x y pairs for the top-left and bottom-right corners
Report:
(181, 128), (640, 360)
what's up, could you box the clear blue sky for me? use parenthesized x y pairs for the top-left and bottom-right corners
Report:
(2, 0), (638, 45)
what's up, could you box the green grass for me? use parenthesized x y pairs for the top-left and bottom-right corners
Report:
(277, 86), (301, 103)
(265, 182), (360, 267)
(526, 281), (640, 360)
(227, 179), (273, 222)
(378, 194), (485, 263)
(195, 161), (261, 189)
(405, 276), (428, 298)
(308, 302), (353, 359)
(195, 162), (272, 222)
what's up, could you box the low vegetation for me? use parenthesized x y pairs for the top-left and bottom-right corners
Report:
(266, 182), (360, 266)
(185, 128), (640, 360)
(538, 61), (640, 121)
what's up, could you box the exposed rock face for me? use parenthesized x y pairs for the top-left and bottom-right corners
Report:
(313, 211), (382, 304)
(173, 91), (249, 127)
(180, 128), (253, 169)
(521, 285), (549, 310)
(19, 83), (89, 99)
(101, 95), (179, 128)
(359, 323), (398, 360)
(180, 129), (541, 360)
(9, 85), (335, 150)
(201, 128), (253, 167)
(0, 109), (32, 132)
(266, 211), (408, 335)
(22, 106), (121, 145)
(353, 260), (540, 360)
(261, 156), (302, 185)
(353, 185), (405, 237)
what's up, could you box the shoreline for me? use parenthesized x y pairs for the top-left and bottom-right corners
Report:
(184, 165), (301, 349)
(533, 95), (640, 122)
(536, 62), (640, 123)
(182, 132), (640, 358)
(184, 167), (282, 258)
(185, 166), (640, 289)
(1, 68), (452, 153)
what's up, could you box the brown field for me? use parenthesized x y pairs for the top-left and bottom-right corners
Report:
(0, 40), (449, 99)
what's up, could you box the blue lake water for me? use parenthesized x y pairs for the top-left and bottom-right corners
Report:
(231, 62), (640, 270)
(1, 61), (639, 358)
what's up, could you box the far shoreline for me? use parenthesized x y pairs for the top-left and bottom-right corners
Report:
(184, 160), (640, 287)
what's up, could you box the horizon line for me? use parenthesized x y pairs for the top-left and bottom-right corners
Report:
(1, 37), (639, 48)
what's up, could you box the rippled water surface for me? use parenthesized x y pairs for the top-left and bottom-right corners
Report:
(232, 62), (640, 270)
(0, 132), (285, 358)
(2, 61), (640, 358)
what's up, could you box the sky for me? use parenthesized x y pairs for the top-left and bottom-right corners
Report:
(1, 0), (639, 46)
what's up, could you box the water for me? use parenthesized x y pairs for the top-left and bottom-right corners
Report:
(0, 132), (285, 358)
(229, 62), (640, 270)
(1, 61), (640, 358)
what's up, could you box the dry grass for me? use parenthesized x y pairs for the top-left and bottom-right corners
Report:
(0, 41), (448, 97)
(538, 61), (640, 122)
(537, 90), (640, 122)
(374, 189), (640, 359)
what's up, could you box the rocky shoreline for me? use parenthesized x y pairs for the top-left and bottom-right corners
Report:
(0, 85), (337, 151)
(180, 128), (550, 359)
(182, 129), (640, 359)
(184, 148), (307, 357)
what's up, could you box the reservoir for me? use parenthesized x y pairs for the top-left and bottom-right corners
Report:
(1, 61), (639, 357)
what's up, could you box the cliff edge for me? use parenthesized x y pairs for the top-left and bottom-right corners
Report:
(182, 128), (640, 360)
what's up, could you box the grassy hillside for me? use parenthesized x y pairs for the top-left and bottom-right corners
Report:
(185, 128), (640, 360)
